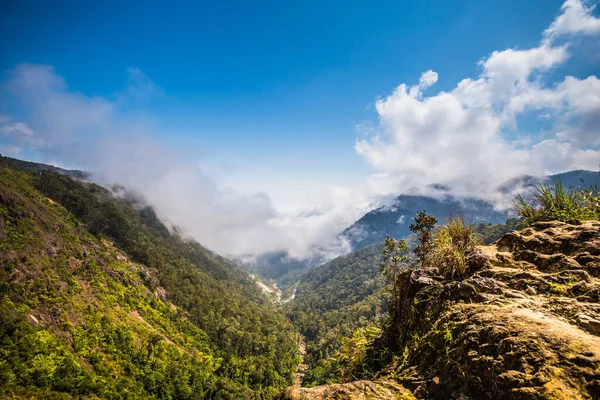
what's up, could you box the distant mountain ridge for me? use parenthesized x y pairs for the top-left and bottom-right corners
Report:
(242, 170), (599, 287)
(0, 154), (88, 180)
(342, 170), (600, 250)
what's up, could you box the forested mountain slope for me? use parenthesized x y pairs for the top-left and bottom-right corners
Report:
(0, 154), (88, 180)
(0, 162), (299, 399)
(343, 196), (507, 250)
(285, 243), (388, 386)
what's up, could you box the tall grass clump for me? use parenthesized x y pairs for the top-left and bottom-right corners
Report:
(429, 216), (478, 279)
(514, 180), (600, 225)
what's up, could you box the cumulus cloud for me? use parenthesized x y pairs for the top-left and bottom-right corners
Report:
(544, 0), (600, 38)
(356, 0), (600, 206)
(418, 70), (438, 90)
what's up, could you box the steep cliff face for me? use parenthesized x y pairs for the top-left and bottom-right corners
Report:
(282, 220), (600, 399)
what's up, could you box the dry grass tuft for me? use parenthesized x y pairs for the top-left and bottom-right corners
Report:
(429, 216), (478, 279)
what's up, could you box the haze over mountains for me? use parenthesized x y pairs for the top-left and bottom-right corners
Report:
(2, 0), (600, 266)
(242, 169), (600, 287)
(3, 152), (598, 288)
(343, 170), (600, 250)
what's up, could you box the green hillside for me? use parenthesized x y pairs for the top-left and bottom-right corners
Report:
(284, 242), (390, 386)
(0, 164), (299, 399)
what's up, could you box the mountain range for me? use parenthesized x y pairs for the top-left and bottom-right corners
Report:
(1, 154), (599, 399)
(342, 170), (600, 250)
(249, 170), (600, 287)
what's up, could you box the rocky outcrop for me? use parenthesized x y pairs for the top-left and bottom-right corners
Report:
(281, 220), (600, 399)
(280, 380), (415, 400)
(383, 220), (600, 399)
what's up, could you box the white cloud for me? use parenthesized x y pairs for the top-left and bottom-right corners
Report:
(544, 0), (600, 39)
(1, 0), (599, 262)
(1, 121), (35, 136)
(356, 0), (600, 205)
(418, 70), (438, 89)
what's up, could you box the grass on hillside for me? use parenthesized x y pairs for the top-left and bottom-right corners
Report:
(515, 180), (600, 225)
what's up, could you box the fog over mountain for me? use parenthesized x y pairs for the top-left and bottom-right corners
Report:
(1, 0), (599, 261)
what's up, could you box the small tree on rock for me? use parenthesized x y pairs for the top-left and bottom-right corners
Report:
(409, 210), (438, 267)
(380, 235), (409, 321)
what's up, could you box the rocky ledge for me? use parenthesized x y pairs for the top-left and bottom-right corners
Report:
(280, 380), (415, 400)
(281, 220), (600, 399)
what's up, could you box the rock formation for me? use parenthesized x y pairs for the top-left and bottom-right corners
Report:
(281, 220), (600, 399)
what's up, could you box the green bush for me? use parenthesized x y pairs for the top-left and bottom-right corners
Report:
(515, 180), (600, 225)
(335, 324), (382, 382)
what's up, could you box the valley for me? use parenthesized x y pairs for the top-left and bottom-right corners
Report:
(1, 156), (599, 400)
(2, 1), (600, 398)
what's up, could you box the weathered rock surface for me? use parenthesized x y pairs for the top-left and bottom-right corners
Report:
(385, 220), (600, 399)
(279, 380), (415, 400)
(281, 220), (600, 399)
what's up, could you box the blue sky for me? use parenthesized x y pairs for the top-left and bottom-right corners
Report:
(0, 0), (568, 181)
(1, 0), (599, 258)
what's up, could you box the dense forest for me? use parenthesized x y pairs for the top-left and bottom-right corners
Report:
(284, 243), (387, 386)
(0, 160), (299, 399)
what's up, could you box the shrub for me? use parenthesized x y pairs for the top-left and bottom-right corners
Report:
(514, 180), (600, 225)
(429, 216), (478, 279)
(409, 211), (438, 267)
(336, 324), (382, 382)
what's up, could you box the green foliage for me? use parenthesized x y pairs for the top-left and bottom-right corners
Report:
(472, 218), (523, 244)
(380, 236), (409, 283)
(380, 236), (409, 321)
(428, 216), (478, 279)
(335, 324), (382, 382)
(0, 165), (298, 398)
(514, 180), (600, 225)
(285, 243), (388, 386)
(409, 211), (438, 267)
